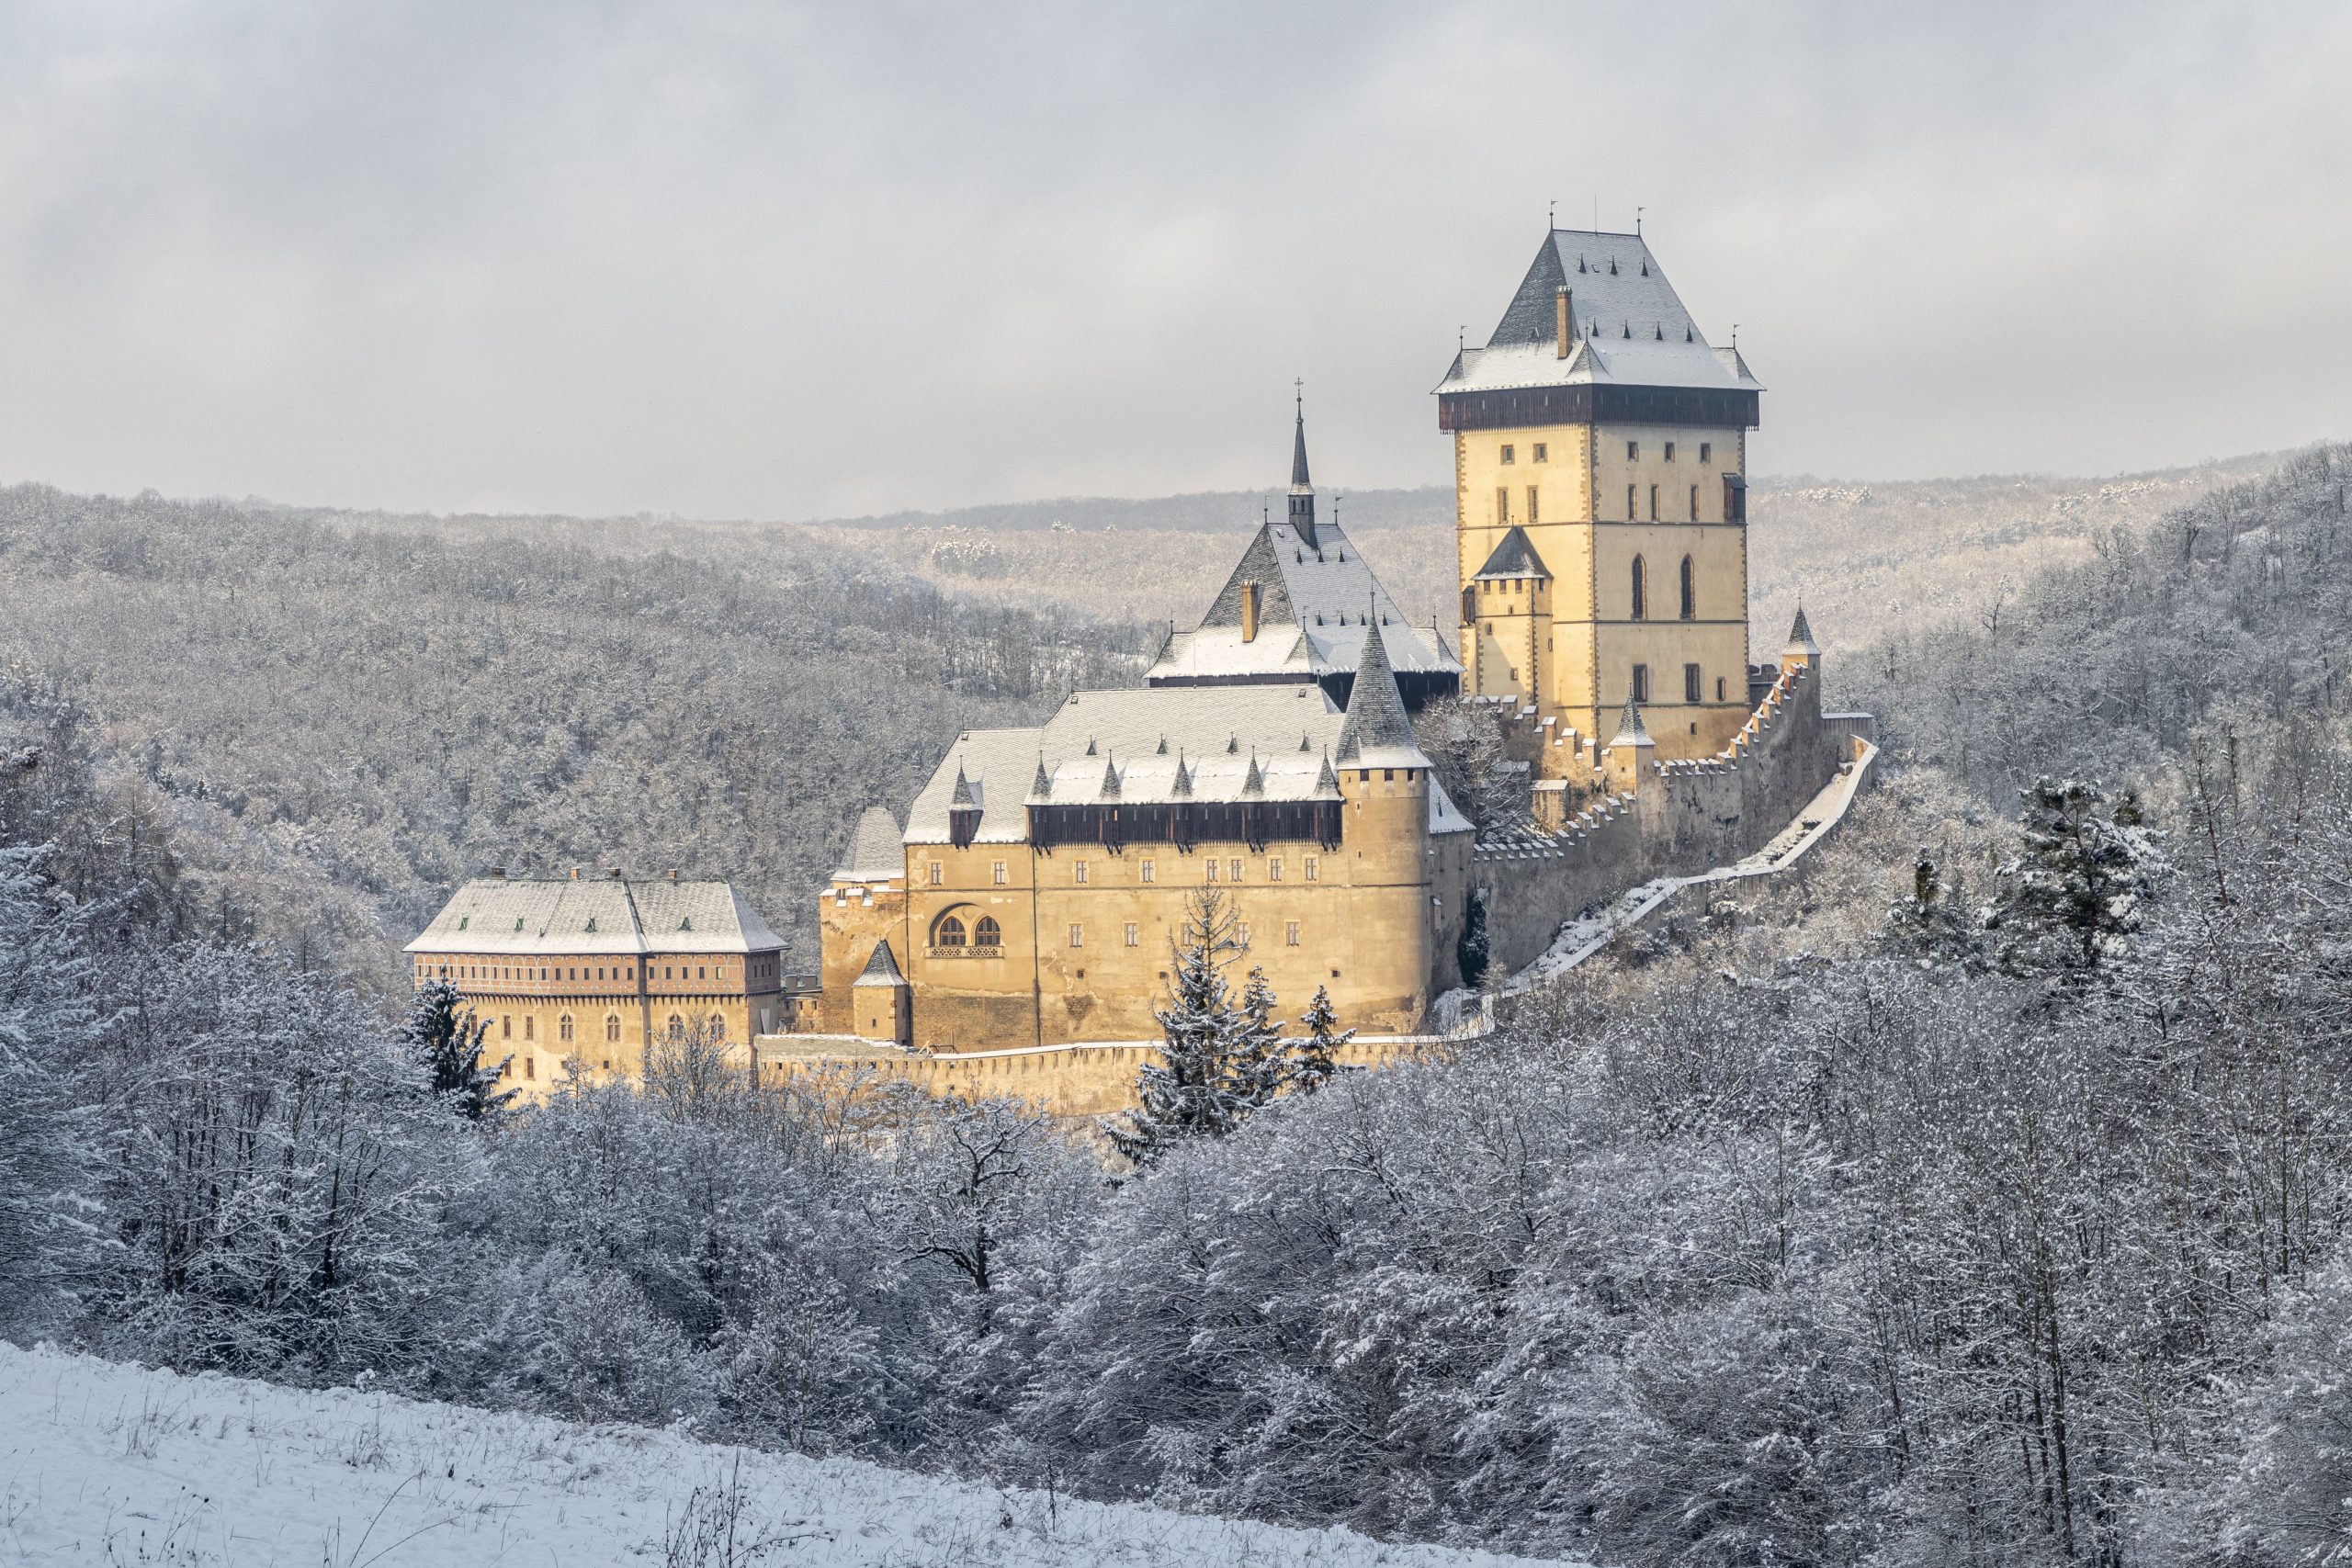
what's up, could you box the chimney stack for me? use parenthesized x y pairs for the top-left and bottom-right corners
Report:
(1556, 287), (1574, 358)
(1240, 581), (1261, 643)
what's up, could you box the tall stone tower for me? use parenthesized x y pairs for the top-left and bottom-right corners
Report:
(1437, 228), (1761, 767)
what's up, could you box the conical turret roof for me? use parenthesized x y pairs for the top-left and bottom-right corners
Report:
(1784, 605), (1822, 658)
(1334, 622), (1426, 767)
(1610, 698), (1655, 748)
(853, 938), (905, 987)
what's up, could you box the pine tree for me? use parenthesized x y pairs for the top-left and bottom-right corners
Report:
(399, 976), (518, 1122)
(1223, 964), (1290, 1111)
(1456, 886), (1491, 988)
(1882, 848), (1991, 969)
(1291, 985), (1354, 1094)
(1106, 886), (1249, 1164)
(1993, 777), (2161, 973)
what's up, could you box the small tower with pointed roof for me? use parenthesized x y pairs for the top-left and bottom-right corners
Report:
(1287, 387), (1319, 549)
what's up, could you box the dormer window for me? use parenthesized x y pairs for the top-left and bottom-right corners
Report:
(458, 916), (469, 930)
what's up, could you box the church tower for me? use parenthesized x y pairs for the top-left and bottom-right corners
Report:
(1437, 227), (1761, 767)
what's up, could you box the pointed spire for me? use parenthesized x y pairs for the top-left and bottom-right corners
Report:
(1242, 751), (1266, 798)
(1611, 698), (1655, 748)
(1300, 733), (1311, 751)
(1084, 735), (1097, 756)
(1155, 735), (1168, 755)
(1030, 755), (1052, 799)
(1315, 749), (1342, 797)
(854, 938), (905, 986)
(950, 764), (977, 808)
(1227, 733), (1239, 754)
(1172, 751), (1194, 798)
(1335, 620), (1419, 765)
(1100, 755), (1121, 800)
(1785, 604), (1822, 658)
(1287, 383), (1318, 548)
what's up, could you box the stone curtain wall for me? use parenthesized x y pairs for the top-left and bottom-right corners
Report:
(1476, 660), (1840, 972)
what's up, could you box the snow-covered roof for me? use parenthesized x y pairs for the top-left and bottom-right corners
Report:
(834, 806), (904, 882)
(406, 875), (787, 956)
(1146, 519), (1457, 687)
(1436, 229), (1761, 398)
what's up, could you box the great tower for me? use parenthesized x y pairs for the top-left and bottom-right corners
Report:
(1437, 227), (1761, 768)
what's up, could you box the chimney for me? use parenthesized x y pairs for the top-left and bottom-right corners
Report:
(607, 867), (622, 878)
(570, 867), (580, 880)
(668, 869), (679, 881)
(1555, 287), (1573, 357)
(1240, 581), (1261, 643)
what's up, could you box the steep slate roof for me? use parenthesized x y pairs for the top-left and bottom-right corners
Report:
(853, 939), (906, 987)
(1610, 699), (1655, 748)
(406, 875), (786, 957)
(1334, 623), (1425, 768)
(1145, 517), (1458, 686)
(1785, 605), (1822, 657)
(834, 806), (904, 882)
(1435, 228), (1762, 398)
(1473, 526), (1552, 581)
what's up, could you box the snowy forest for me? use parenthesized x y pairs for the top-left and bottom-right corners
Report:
(7, 443), (2352, 1567)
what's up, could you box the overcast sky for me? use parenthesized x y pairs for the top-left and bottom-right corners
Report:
(2, 2), (2346, 519)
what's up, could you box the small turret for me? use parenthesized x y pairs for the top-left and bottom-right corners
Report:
(1286, 390), (1318, 550)
(947, 764), (981, 848)
(1781, 605), (1822, 676)
(1335, 622), (1422, 768)
(1603, 698), (1656, 796)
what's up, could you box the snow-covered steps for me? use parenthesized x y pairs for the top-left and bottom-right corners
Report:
(0, 1342), (1585, 1567)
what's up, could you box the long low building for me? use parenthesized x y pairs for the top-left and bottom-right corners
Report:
(404, 869), (792, 1093)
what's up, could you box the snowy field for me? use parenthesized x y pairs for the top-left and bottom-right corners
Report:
(0, 1342), (1581, 1566)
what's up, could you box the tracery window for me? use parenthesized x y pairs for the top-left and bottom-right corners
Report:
(973, 916), (1001, 947)
(935, 914), (967, 948)
(605, 1013), (621, 1043)
(559, 1014), (574, 1043)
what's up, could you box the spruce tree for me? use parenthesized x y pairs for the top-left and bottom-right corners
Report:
(1223, 964), (1290, 1112)
(399, 977), (518, 1122)
(1994, 777), (2160, 973)
(1291, 985), (1354, 1094)
(1106, 887), (1248, 1164)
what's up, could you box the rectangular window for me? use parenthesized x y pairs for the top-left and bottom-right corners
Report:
(1716, 676), (1727, 702)
(1527, 485), (1540, 525)
(1690, 484), (1700, 520)
(1685, 663), (1702, 704)
(1665, 441), (1677, 461)
(1632, 664), (1651, 704)
(525, 1016), (535, 1040)
(1074, 861), (1089, 885)
(1285, 920), (1301, 946)
(1269, 857), (1283, 882)
(1238, 922), (1251, 947)
(1700, 442), (1712, 463)
(1204, 860), (1218, 883)
(1496, 486), (1510, 525)
(992, 861), (1007, 886)
(1499, 444), (1515, 464)
(1649, 484), (1659, 521)
(1124, 922), (1139, 947)
(1069, 924), (1082, 948)
(1626, 484), (1636, 519)
(929, 862), (943, 886)
(1305, 856), (1319, 882)
(1532, 442), (1547, 462)
(1229, 858), (1244, 881)
(1626, 440), (1639, 460)
(1141, 859), (1155, 883)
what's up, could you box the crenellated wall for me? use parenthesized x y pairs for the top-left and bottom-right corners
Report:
(1475, 656), (1848, 972)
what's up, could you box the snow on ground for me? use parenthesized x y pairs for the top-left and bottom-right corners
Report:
(0, 1342), (1583, 1566)
(1503, 739), (1879, 995)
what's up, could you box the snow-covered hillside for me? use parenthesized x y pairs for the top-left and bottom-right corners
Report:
(0, 1342), (1581, 1566)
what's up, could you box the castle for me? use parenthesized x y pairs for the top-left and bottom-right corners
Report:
(411, 227), (1871, 1110)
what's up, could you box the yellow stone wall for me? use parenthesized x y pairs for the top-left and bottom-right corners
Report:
(818, 877), (905, 1033)
(863, 767), (1455, 1053)
(408, 949), (783, 1100)
(1455, 422), (1752, 764)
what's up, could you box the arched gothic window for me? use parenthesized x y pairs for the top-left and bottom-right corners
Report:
(1630, 556), (1647, 620)
(973, 915), (1001, 948)
(935, 914), (967, 948)
(1679, 555), (1696, 620)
